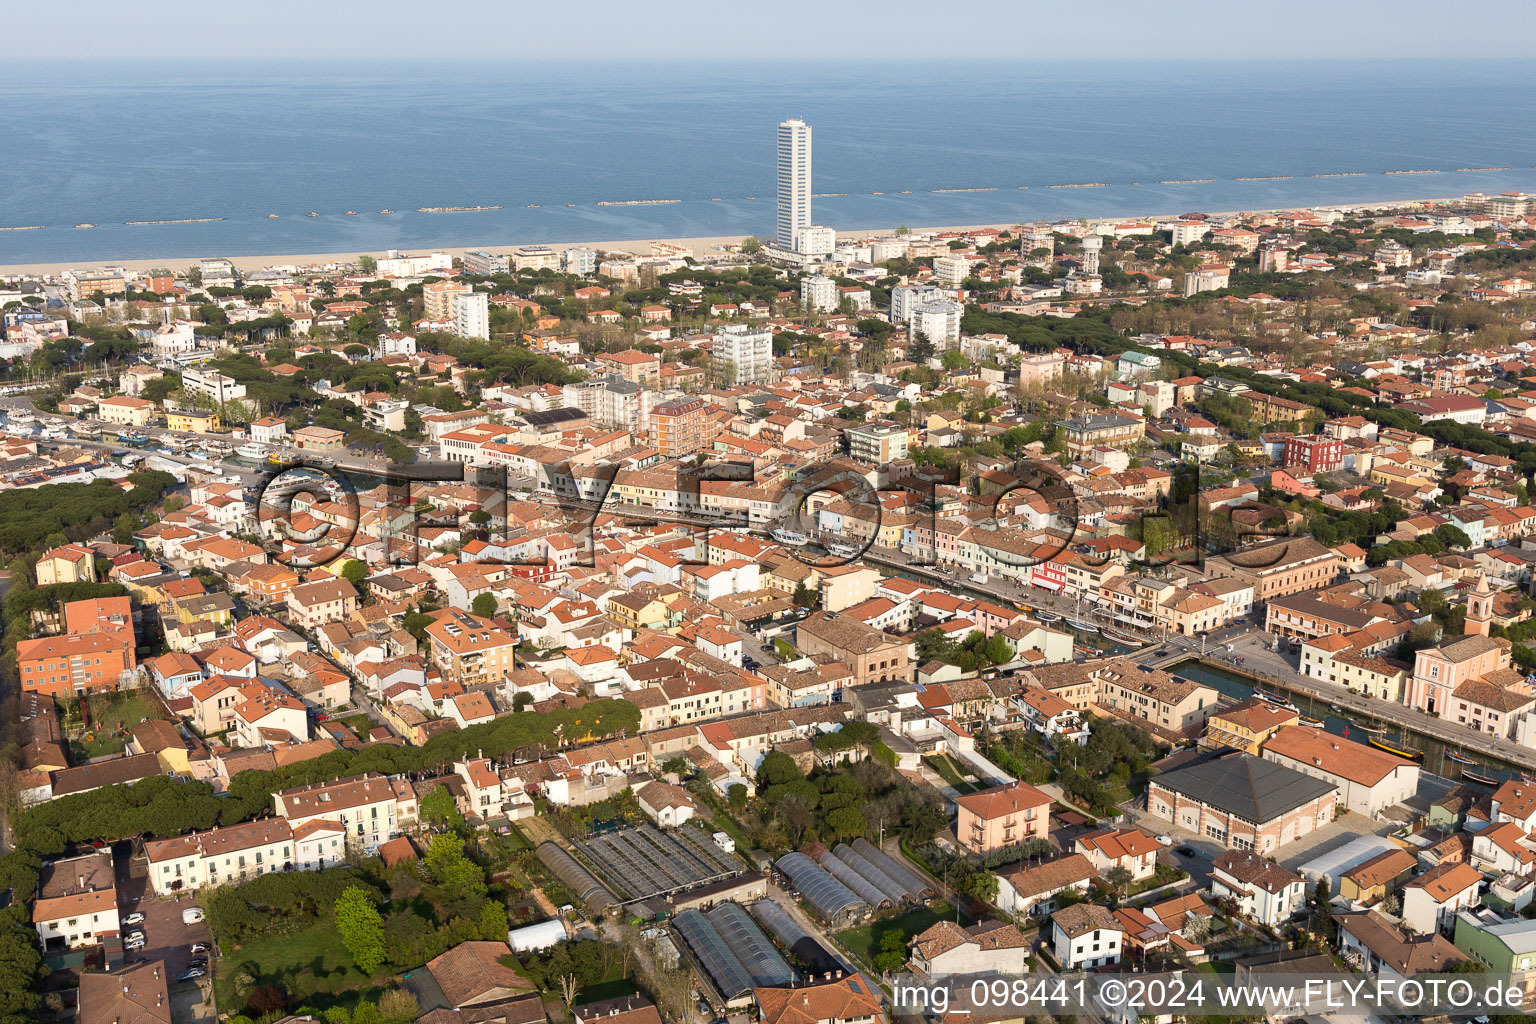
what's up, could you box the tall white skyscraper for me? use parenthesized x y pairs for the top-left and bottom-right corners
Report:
(776, 118), (811, 250)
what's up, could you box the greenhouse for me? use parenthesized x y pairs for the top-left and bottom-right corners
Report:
(749, 899), (846, 977)
(852, 838), (936, 899)
(704, 902), (797, 986)
(775, 852), (871, 926)
(535, 841), (617, 914)
(832, 843), (915, 904)
(673, 908), (758, 1004)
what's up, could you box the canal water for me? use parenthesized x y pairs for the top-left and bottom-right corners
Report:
(1166, 658), (1529, 791)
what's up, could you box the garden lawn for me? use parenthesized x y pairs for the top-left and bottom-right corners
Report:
(71, 695), (159, 759)
(836, 903), (971, 968)
(215, 918), (384, 1012)
(923, 754), (983, 794)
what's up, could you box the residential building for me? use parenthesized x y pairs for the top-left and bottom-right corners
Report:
(1051, 903), (1123, 969)
(1210, 850), (1305, 928)
(776, 118), (812, 251)
(955, 780), (1052, 855)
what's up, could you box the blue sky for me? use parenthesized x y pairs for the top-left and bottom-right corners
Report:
(16, 0), (1536, 59)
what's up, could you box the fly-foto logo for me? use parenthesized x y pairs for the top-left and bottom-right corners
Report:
(248, 454), (1297, 574)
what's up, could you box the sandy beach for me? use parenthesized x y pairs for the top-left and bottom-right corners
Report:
(0, 197), (1460, 278)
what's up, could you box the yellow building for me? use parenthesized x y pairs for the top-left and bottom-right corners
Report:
(36, 544), (97, 586)
(1203, 697), (1298, 754)
(166, 408), (221, 433)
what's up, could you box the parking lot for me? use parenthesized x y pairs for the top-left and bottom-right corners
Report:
(116, 844), (214, 980)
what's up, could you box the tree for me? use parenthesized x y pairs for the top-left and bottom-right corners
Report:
(727, 783), (748, 810)
(420, 785), (465, 832)
(425, 833), (486, 897)
(335, 886), (388, 974)
(1102, 865), (1134, 899)
(1310, 877), (1334, 939)
(377, 990), (418, 1024)
(739, 236), (763, 254)
(339, 559), (367, 587)
(471, 593), (498, 619)
(112, 513), (139, 545)
(873, 929), (908, 972)
(756, 751), (801, 788)
(358, 255), (378, 274)
(791, 582), (817, 608)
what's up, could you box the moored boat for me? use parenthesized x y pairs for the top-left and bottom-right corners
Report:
(1253, 689), (1299, 713)
(1368, 736), (1422, 760)
(1462, 770), (1498, 787)
(1298, 715), (1324, 728)
(1445, 750), (1476, 766)
(235, 443), (267, 460)
(771, 527), (808, 547)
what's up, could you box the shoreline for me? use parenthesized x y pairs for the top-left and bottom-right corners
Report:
(0, 196), (1461, 277)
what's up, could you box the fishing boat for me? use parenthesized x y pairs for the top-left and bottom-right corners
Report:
(1065, 618), (1095, 632)
(1330, 704), (1344, 713)
(379, 209), (394, 214)
(344, 210), (357, 216)
(1445, 750), (1477, 766)
(306, 211), (319, 217)
(266, 452), (286, 466)
(1368, 736), (1422, 760)
(267, 213), (279, 218)
(1101, 628), (1145, 646)
(1034, 610), (1059, 622)
(771, 527), (808, 547)
(826, 540), (861, 558)
(1253, 689), (1299, 713)
(235, 443), (267, 460)
(1463, 770), (1499, 787)
(1298, 715), (1325, 728)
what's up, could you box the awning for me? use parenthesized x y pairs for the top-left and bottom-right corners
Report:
(1031, 577), (1062, 591)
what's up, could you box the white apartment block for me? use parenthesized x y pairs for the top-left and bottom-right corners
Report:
(451, 290), (491, 340)
(933, 254), (969, 286)
(890, 284), (947, 322)
(910, 300), (963, 349)
(717, 324), (775, 385)
(144, 819), (301, 895)
(273, 773), (400, 853)
(801, 274), (837, 312)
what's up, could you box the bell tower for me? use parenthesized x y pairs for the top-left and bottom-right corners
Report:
(1467, 572), (1493, 637)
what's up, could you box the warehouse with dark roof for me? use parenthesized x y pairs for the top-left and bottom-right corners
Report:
(1146, 752), (1339, 853)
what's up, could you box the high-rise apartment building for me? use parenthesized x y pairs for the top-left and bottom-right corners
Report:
(450, 290), (490, 340)
(716, 324), (774, 385)
(776, 118), (812, 250)
(424, 280), (470, 320)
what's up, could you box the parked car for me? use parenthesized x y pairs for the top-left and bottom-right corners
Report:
(125, 937), (146, 951)
(1154, 834), (1173, 847)
(125, 930), (145, 944)
(122, 912), (145, 927)
(1176, 846), (1199, 858)
(189, 942), (210, 955)
(182, 907), (204, 924)
(177, 968), (205, 982)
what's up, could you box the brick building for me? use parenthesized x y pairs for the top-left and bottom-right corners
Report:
(1147, 753), (1338, 853)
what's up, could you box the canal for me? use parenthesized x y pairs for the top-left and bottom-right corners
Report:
(1167, 658), (1529, 791)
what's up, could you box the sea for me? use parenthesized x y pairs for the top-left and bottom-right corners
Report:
(3, 58), (1536, 266)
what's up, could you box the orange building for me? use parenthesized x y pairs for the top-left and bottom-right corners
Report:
(955, 780), (1053, 855)
(649, 396), (720, 458)
(18, 633), (134, 697)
